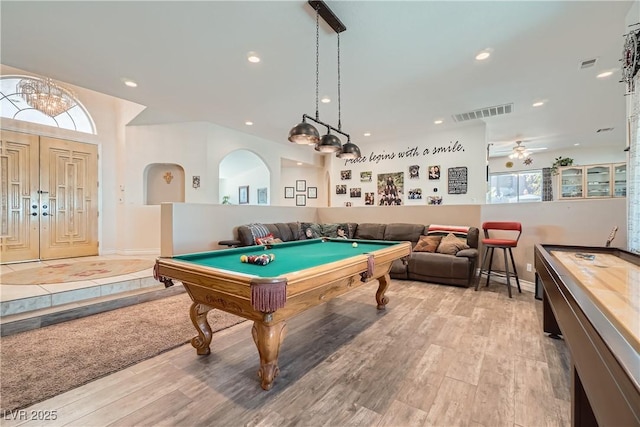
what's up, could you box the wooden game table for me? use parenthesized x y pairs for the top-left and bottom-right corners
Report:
(155, 238), (411, 390)
(534, 244), (639, 427)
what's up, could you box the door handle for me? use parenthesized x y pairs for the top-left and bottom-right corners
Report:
(32, 212), (38, 216)
(42, 212), (51, 216)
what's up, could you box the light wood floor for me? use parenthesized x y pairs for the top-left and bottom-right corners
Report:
(7, 280), (571, 427)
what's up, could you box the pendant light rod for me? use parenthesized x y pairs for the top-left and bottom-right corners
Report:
(300, 113), (350, 140)
(314, 2), (320, 121)
(308, 0), (346, 33)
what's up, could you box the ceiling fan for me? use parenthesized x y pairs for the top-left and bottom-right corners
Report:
(489, 140), (547, 158)
(509, 141), (530, 159)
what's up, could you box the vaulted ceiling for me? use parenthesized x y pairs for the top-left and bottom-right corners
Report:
(1, 1), (634, 157)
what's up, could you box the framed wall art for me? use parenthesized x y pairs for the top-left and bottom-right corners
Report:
(296, 180), (306, 192)
(284, 187), (294, 199)
(307, 187), (317, 199)
(296, 194), (306, 206)
(238, 185), (249, 204)
(257, 187), (267, 204)
(428, 165), (441, 180)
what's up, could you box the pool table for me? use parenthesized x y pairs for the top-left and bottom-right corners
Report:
(534, 244), (639, 427)
(154, 238), (411, 390)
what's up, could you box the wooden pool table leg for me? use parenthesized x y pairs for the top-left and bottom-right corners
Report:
(375, 273), (391, 310)
(189, 302), (213, 355)
(251, 320), (287, 391)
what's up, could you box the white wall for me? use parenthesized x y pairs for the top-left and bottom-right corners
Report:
(160, 203), (320, 256)
(326, 123), (487, 206)
(280, 165), (325, 208)
(123, 121), (326, 253)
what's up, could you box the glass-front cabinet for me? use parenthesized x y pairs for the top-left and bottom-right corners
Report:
(613, 163), (627, 197)
(585, 164), (611, 198)
(559, 167), (584, 199)
(558, 163), (627, 200)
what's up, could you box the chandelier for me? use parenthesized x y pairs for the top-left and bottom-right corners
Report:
(288, 0), (361, 159)
(509, 141), (530, 159)
(17, 77), (76, 117)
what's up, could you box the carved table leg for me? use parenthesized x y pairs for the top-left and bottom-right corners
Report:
(375, 273), (391, 310)
(189, 302), (214, 355)
(251, 320), (287, 390)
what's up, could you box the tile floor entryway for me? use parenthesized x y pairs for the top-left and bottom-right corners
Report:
(0, 254), (181, 336)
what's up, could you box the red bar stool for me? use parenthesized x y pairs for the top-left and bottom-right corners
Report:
(475, 221), (522, 298)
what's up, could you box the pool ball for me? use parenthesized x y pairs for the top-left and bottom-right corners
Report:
(352, 242), (358, 248)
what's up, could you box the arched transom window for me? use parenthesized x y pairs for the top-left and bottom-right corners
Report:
(0, 76), (96, 134)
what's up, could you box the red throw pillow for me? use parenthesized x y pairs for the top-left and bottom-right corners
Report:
(255, 233), (274, 245)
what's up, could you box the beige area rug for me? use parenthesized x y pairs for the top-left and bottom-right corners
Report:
(0, 259), (155, 285)
(0, 292), (246, 412)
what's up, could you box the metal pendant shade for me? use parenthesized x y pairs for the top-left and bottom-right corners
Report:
(288, 1), (361, 158)
(315, 132), (342, 153)
(337, 140), (361, 159)
(288, 121), (320, 145)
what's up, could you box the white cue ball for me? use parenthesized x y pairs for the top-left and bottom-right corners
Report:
(352, 242), (358, 248)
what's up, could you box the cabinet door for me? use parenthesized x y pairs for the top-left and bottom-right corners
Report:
(585, 164), (612, 198)
(559, 167), (584, 199)
(613, 163), (627, 197)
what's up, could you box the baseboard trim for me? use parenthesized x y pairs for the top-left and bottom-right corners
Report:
(475, 274), (534, 293)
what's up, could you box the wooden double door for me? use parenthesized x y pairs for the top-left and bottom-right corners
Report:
(0, 130), (98, 263)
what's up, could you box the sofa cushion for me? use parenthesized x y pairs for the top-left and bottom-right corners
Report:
(321, 223), (352, 239)
(436, 233), (470, 255)
(272, 223), (294, 242)
(383, 223), (425, 243)
(245, 223), (272, 245)
(389, 258), (408, 279)
(413, 235), (441, 252)
(354, 223), (386, 240)
(299, 222), (322, 239)
(456, 248), (478, 259)
(408, 252), (470, 279)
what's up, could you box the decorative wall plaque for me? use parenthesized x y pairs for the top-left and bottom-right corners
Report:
(447, 167), (468, 194)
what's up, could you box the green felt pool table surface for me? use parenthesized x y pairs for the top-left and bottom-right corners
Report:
(172, 238), (400, 277)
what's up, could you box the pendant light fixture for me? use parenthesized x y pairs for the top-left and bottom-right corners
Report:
(288, 0), (361, 158)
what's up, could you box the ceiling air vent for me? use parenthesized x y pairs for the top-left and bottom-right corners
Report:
(451, 103), (513, 123)
(580, 58), (597, 69)
(596, 127), (614, 133)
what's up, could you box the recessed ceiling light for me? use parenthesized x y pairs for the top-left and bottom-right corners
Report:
(363, 132), (371, 137)
(122, 78), (137, 88)
(297, 162), (303, 166)
(434, 119), (443, 125)
(245, 121), (253, 126)
(597, 71), (614, 78)
(475, 50), (491, 61)
(247, 52), (260, 63)
(532, 101), (544, 107)
(321, 96), (331, 103)
(574, 143), (580, 146)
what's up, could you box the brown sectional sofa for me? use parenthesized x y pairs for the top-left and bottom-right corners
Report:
(220, 222), (479, 288)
